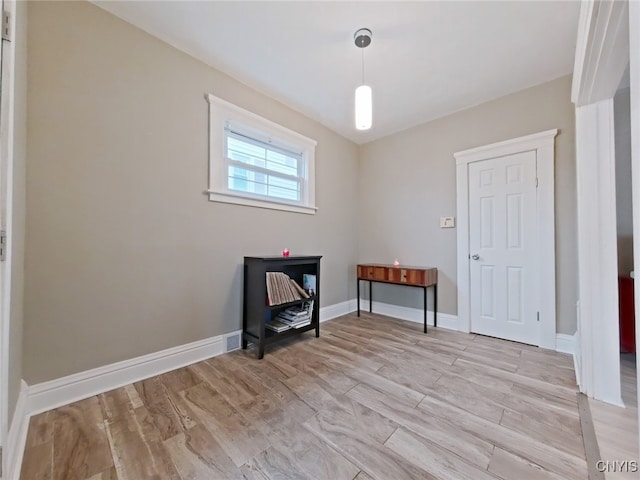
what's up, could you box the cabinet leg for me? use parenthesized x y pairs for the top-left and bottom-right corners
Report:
(258, 343), (265, 359)
(315, 324), (320, 337)
(433, 284), (438, 328)
(424, 286), (428, 334)
(242, 338), (248, 350)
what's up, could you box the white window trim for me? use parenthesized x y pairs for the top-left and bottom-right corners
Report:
(206, 94), (317, 214)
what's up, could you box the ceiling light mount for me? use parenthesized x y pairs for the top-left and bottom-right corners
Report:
(354, 28), (372, 49)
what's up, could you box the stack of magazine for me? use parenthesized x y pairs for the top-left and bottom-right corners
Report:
(266, 300), (314, 333)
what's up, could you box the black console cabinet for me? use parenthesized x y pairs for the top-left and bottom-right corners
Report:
(243, 255), (322, 359)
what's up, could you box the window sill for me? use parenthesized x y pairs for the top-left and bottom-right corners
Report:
(207, 191), (317, 215)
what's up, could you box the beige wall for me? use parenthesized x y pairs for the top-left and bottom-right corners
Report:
(359, 76), (577, 335)
(24, 2), (580, 385)
(615, 87), (633, 276)
(24, 1), (359, 383)
(8, 0), (27, 427)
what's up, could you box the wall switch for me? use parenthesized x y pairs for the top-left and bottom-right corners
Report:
(440, 216), (455, 228)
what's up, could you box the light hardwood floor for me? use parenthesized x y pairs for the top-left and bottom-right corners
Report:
(21, 312), (589, 480)
(588, 353), (638, 480)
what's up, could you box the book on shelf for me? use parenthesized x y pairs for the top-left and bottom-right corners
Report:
(277, 312), (310, 324)
(301, 299), (314, 314)
(303, 274), (317, 295)
(290, 279), (310, 298)
(284, 306), (309, 316)
(276, 314), (311, 328)
(266, 272), (303, 306)
(265, 319), (291, 333)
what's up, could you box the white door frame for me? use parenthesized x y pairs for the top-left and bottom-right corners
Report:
(0, 0), (17, 474)
(572, 0), (629, 406)
(0, 0), (7, 470)
(629, 0), (640, 444)
(0, 0), (5, 472)
(455, 129), (558, 350)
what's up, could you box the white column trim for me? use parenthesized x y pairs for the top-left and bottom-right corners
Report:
(575, 100), (622, 406)
(572, 0), (629, 106)
(454, 129), (558, 349)
(0, 0), (17, 472)
(628, 0), (640, 425)
(571, 0), (631, 408)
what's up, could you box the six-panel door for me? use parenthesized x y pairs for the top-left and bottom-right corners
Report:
(468, 150), (539, 345)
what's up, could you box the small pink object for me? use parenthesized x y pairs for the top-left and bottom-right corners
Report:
(282, 248), (290, 257)
(393, 259), (400, 266)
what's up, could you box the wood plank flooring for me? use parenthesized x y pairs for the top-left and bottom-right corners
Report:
(21, 312), (589, 480)
(588, 353), (638, 480)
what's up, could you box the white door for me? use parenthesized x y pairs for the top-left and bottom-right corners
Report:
(468, 150), (539, 345)
(0, 0), (5, 465)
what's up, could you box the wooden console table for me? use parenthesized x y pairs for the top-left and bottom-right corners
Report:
(356, 264), (437, 333)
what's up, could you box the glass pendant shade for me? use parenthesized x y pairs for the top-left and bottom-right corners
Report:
(355, 84), (372, 130)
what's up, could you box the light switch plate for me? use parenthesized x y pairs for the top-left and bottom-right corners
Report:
(440, 216), (455, 228)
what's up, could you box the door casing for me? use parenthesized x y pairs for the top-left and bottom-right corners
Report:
(455, 129), (558, 349)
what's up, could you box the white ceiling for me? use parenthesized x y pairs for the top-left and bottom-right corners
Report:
(93, 1), (581, 144)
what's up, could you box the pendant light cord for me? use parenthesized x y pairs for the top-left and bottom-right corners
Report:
(361, 43), (365, 85)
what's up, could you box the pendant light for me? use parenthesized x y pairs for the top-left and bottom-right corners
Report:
(354, 28), (372, 131)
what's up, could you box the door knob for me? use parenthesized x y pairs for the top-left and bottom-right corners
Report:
(471, 254), (480, 260)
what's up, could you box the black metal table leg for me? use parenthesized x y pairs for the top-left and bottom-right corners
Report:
(433, 283), (438, 328)
(424, 286), (428, 333)
(369, 280), (372, 313)
(357, 279), (360, 317)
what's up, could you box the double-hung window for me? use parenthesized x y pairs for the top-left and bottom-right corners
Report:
(207, 94), (317, 214)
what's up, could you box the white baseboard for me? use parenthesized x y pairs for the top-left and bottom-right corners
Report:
(320, 299), (354, 322)
(355, 298), (459, 331)
(7, 380), (29, 480)
(26, 334), (229, 416)
(573, 301), (582, 390)
(556, 333), (576, 355)
(555, 331), (581, 393)
(23, 297), (363, 417)
(556, 332), (580, 391)
(19, 309), (575, 419)
(23, 297), (363, 418)
(23, 295), (451, 419)
(573, 346), (582, 391)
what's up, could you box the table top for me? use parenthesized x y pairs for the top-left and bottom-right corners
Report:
(357, 263), (436, 271)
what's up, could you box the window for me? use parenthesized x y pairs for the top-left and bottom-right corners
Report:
(226, 130), (303, 202)
(206, 94), (317, 214)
